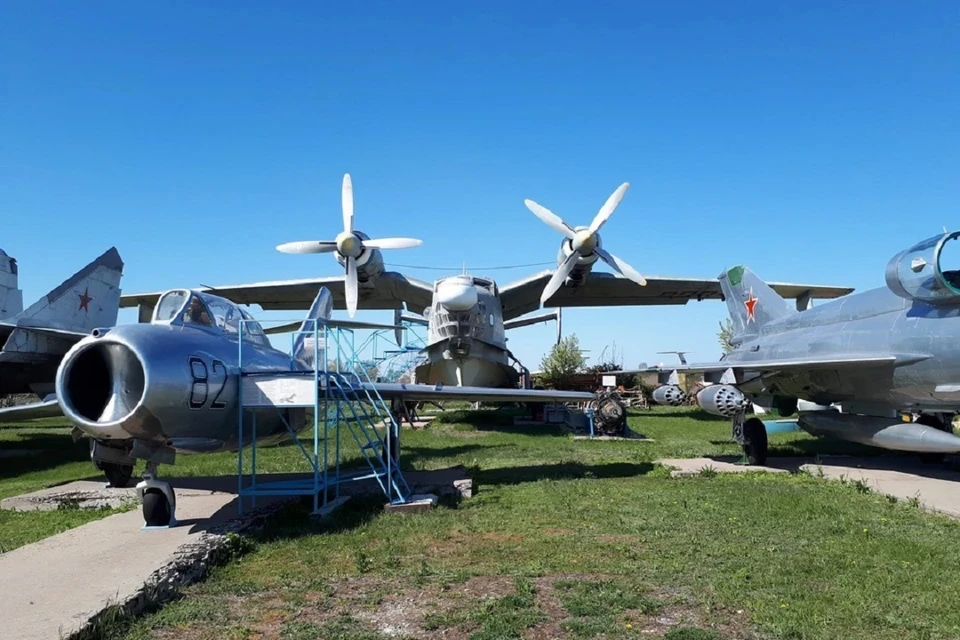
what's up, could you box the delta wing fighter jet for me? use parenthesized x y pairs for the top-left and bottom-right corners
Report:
(119, 174), (855, 389)
(0, 248), (23, 320)
(624, 230), (960, 464)
(1, 285), (594, 525)
(0, 247), (124, 403)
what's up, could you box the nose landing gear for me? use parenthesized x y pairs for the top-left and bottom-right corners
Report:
(136, 462), (177, 528)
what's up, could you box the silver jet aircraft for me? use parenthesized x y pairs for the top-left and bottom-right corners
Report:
(1, 286), (594, 527)
(118, 174), (854, 388)
(0, 247), (124, 401)
(628, 230), (960, 464)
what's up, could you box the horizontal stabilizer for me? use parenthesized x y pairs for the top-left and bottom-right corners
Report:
(358, 381), (595, 403)
(265, 317), (404, 335)
(504, 311), (559, 331)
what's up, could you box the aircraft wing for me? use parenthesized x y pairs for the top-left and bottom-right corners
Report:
(498, 271), (855, 321)
(610, 353), (930, 375)
(0, 398), (63, 423)
(120, 272), (436, 316)
(356, 382), (595, 403)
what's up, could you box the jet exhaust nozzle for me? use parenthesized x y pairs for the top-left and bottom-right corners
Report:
(56, 337), (147, 441)
(696, 384), (750, 417)
(651, 384), (687, 406)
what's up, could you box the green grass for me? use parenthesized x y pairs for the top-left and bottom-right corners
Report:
(0, 406), (940, 640)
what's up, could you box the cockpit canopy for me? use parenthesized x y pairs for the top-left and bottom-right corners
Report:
(153, 289), (270, 345)
(885, 231), (960, 305)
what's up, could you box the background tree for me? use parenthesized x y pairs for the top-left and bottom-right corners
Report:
(539, 333), (587, 389)
(717, 318), (735, 355)
(586, 341), (638, 388)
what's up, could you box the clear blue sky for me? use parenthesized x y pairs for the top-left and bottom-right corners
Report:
(3, 1), (960, 370)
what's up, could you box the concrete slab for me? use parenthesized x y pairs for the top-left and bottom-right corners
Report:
(657, 455), (960, 519)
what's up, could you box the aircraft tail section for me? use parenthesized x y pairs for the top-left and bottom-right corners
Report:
(0, 249), (22, 319)
(11, 247), (124, 334)
(719, 265), (796, 341)
(292, 287), (334, 367)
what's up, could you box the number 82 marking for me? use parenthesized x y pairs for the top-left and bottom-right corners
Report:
(188, 356), (227, 409)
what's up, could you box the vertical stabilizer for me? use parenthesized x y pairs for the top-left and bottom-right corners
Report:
(0, 249), (23, 319)
(12, 247), (124, 333)
(719, 265), (796, 341)
(293, 287), (334, 368)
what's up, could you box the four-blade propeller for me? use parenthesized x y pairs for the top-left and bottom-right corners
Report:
(524, 181), (647, 303)
(275, 173), (423, 317)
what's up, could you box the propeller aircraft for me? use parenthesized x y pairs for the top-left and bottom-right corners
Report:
(119, 174), (855, 389)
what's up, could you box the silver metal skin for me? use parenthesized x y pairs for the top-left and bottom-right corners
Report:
(623, 230), (960, 457)
(116, 176), (854, 392)
(0, 247), (124, 400)
(3, 286), (594, 526)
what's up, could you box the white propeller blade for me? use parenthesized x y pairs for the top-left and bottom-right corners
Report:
(588, 182), (629, 235)
(541, 252), (579, 303)
(524, 199), (576, 240)
(596, 247), (647, 286)
(344, 255), (359, 318)
(276, 241), (339, 254)
(363, 237), (424, 250)
(342, 173), (354, 233)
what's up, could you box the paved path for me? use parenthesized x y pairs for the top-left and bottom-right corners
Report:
(658, 455), (960, 518)
(0, 485), (242, 640)
(0, 467), (471, 640)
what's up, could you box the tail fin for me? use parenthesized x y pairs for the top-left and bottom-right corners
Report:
(11, 247), (124, 333)
(292, 287), (334, 367)
(0, 249), (22, 319)
(719, 265), (796, 342)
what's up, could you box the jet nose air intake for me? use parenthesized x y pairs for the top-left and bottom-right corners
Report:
(57, 338), (147, 440)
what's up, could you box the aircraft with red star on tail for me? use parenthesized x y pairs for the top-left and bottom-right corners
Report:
(610, 231), (960, 467)
(0, 247), (124, 403)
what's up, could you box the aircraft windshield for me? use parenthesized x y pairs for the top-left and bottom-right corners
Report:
(155, 290), (190, 322)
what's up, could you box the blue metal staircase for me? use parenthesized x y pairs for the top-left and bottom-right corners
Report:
(235, 318), (412, 516)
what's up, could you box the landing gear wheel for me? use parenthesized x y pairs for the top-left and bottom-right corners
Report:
(742, 417), (768, 466)
(142, 489), (172, 527)
(100, 463), (134, 488)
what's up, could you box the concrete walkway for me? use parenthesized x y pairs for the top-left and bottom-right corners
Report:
(0, 485), (243, 640)
(0, 467), (472, 640)
(658, 455), (960, 518)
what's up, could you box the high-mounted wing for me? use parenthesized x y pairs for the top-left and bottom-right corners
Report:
(498, 271), (854, 321)
(120, 272), (435, 318)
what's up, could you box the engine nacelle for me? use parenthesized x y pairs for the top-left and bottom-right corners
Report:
(696, 384), (750, 417)
(651, 384), (687, 406)
(556, 230), (601, 287)
(334, 230), (385, 282)
(885, 231), (960, 305)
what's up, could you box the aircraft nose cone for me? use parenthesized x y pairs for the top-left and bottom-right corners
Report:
(437, 278), (478, 311)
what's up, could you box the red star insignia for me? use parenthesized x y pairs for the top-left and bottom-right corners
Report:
(744, 287), (758, 322)
(77, 287), (93, 312)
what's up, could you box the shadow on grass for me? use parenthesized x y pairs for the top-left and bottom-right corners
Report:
(476, 461), (656, 487)
(0, 431), (89, 481)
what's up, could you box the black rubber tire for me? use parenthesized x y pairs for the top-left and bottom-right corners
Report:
(742, 417), (768, 466)
(142, 489), (172, 527)
(101, 463), (134, 488)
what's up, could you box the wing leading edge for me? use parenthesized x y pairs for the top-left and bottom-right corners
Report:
(611, 353), (930, 375)
(498, 271), (855, 321)
(120, 272), (435, 316)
